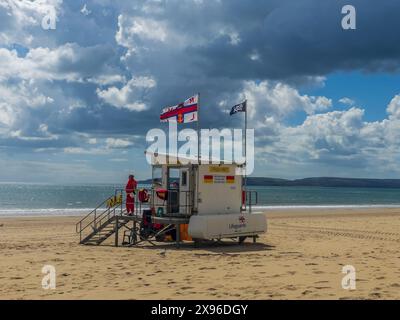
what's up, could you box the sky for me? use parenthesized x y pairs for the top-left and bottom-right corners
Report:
(1, 0), (400, 183)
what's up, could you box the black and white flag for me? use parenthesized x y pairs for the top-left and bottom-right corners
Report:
(230, 101), (247, 115)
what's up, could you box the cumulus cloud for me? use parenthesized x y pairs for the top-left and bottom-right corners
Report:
(2, 0), (400, 180)
(0, 41), (124, 144)
(116, 15), (168, 48)
(0, 103), (16, 127)
(292, 107), (365, 155)
(0, 43), (120, 83)
(87, 138), (97, 145)
(387, 95), (400, 119)
(8, 123), (58, 142)
(255, 98), (400, 178)
(63, 147), (109, 155)
(240, 80), (332, 120)
(0, 79), (53, 128)
(105, 137), (133, 149)
(61, 136), (134, 155)
(96, 76), (156, 111)
(339, 97), (355, 106)
(0, 0), (62, 46)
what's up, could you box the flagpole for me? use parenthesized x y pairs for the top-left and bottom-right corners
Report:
(196, 92), (200, 214)
(244, 99), (247, 211)
(197, 93), (200, 164)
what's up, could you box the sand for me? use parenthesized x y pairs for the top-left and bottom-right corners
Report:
(0, 208), (400, 300)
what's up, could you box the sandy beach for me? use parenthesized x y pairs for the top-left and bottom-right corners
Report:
(1, 208), (399, 300)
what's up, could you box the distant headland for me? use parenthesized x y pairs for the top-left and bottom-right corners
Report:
(139, 177), (400, 188)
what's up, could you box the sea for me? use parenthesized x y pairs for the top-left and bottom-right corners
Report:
(1, 183), (400, 217)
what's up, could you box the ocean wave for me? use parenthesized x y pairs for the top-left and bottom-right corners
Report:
(0, 208), (96, 217)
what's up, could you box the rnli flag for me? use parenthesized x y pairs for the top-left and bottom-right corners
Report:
(230, 101), (247, 115)
(160, 95), (198, 123)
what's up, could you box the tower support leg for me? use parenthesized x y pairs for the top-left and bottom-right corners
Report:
(115, 216), (119, 247)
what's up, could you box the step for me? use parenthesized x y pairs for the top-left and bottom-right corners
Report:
(96, 231), (114, 237)
(96, 231), (113, 235)
(80, 218), (130, 245)
(95, 233), (113, 237)
(82, 240), (101, 245)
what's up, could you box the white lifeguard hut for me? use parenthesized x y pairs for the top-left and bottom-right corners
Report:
(146, 151), (267, 243)
(75, 150), (266, 247)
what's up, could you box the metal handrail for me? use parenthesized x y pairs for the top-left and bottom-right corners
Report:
(75, 198), (109, 233)
(96, 207), (116, 229)
(75, 189), (124, 235)
(77, 207), (113, 243)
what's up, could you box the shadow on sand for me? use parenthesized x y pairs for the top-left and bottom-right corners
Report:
(126, 240), (275, 254)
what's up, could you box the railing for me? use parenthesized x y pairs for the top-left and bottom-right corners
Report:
(150, 189), (194, 218)
(150, 188), (255, 216)
(242, 190), (258, 213)
(76, 187), (257, 242)
(75, 189), (124, 242)
(134, 190), (150, 216)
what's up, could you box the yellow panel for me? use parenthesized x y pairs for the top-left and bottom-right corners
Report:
(209, 166), (230, 173)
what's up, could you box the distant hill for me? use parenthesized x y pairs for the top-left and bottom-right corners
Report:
(246, 177), (400, 188)
(140, 177), (400, 188)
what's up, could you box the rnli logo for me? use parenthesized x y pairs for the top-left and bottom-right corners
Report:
(177, 113), (184, 123)
(239, 216), (246, 224)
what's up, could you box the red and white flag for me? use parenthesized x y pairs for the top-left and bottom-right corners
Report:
(160, 94), (198, 123)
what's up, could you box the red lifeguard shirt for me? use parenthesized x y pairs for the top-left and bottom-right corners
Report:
(125, 178), (137, 199)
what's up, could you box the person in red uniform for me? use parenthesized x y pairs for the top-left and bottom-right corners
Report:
(125, 174), (137, 215)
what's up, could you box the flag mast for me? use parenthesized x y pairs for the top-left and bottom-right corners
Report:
(196, 92), (200, 214)
(197, 93), (200, 164)
(244, 99), (248, 209)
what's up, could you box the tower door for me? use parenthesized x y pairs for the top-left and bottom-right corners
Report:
(180, 168), (191, 215)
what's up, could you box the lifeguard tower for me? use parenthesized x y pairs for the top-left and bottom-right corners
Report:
(75, 152), (267, 247)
